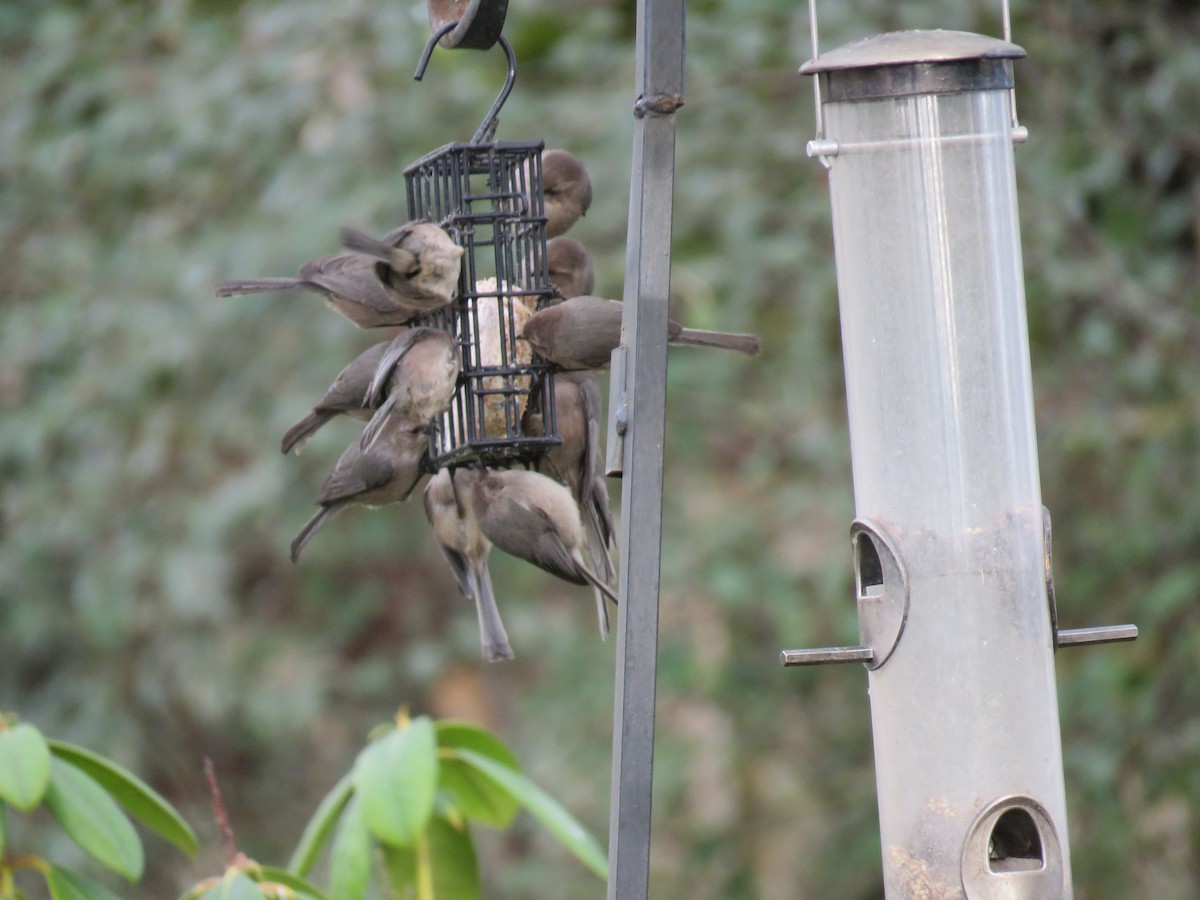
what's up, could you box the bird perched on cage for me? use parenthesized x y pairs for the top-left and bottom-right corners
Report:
(471, 467), (617, 638)
(340, 222), (464, 311)
(290, 412), (430, 562)
(522, 371), (615, 602)
(546, 237), (595, 300)
(424, 467), (513, 663)
(359, 327), (461, 447)
(520, 295), (761, 370)
(215, 224), (458, 329)
(280, 340), (392, 455)
(540, 150), (593, 238)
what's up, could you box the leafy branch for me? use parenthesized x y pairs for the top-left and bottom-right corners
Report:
(0, 713), (197, 900)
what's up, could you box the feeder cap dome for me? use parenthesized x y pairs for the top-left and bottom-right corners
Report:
(801, 30), (1024, 101)
(800, 29), (1025, 75)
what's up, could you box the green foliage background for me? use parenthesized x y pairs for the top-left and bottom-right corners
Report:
(1, 0), (1197, 896)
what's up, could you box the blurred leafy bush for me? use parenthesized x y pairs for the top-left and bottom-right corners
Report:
(1, 0), (1197, 897)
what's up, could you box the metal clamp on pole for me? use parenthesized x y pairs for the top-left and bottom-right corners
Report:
(428, 0), (509, 51)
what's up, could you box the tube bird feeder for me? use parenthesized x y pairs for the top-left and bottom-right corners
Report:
(782, 14), (1136, 900)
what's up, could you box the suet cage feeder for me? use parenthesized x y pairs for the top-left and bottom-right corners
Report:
(408, 24), (560, 471)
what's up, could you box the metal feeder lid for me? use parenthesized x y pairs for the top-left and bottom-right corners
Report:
(800, 30), (1025, 101)
(800, 30), (1025, 75)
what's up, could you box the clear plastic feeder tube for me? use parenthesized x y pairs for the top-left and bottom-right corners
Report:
(806, 31), (1072, 898)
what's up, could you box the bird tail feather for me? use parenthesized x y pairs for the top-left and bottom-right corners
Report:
(583, 504), (616, 588)
(473, 564), (515, 662)
(215, 278), (305, 297)
(577, 561), (619, 639)
(280, 411), (335, 455)
(673, 328), (760, 356)
(290, 503), (345, 562)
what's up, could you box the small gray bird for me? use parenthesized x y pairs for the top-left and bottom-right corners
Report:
(522, 372), (615, 602)
(215, 225), (441, 329)
(521, 295), (761, 370)
(424, 468), (514, 662)
(546, 237), (595, 300)
(290, 413), (430, 562)
(280, 340), (391, 455)
(471, 467), (618, 638)
(357, 327), (461, 451)
(340, 222), (464, 311)
(541, 150), (593, 238)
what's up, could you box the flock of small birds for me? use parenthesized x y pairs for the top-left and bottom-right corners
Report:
(215, 149), (760, 662)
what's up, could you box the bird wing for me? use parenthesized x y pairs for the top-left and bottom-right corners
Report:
(301, 254), (399, 312)
(527, 521), (590, 586)
(319, 445), (395, 504)
(317, 341), (390, 412)
(436, 542), (476, 602)
(365, 328), (431, 407)
(357, 394), (398, 451)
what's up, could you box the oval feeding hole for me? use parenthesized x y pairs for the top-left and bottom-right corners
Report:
(855, 532), (884, 599)
(988, 807), (1044, 874)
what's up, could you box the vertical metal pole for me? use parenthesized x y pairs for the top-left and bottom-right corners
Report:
(606, 1), (684, 897)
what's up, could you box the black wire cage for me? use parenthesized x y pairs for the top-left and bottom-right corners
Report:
(406, 140), (561, 469)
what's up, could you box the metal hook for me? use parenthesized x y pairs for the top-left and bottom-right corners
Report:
(414, 21), (517, 145)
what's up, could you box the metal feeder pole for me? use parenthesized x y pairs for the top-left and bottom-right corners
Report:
(782, 7), (1136, 899)
(605, 0), (685, 897)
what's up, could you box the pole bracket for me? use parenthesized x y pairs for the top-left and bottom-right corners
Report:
(634, 93), (685, 118)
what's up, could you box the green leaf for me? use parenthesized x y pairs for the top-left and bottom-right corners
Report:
(379, 815), (480, 900)
(353, 717), (438, 848)
(47, 739), (197, 856)
(43, 759), (144, 881)
(328, 795), (371, 900)
(254, 866), (327, 900)
(435, 722), (520, 828)
(0, 798), (7, 858)
(451, 749), (608, 880)
(435, 722), (521, 768)
(193, 871), (266, 900)
(0, 722), (52, 811)
(287, 771), (354, 876)
(425, 815), (480, 900)
(379, 842), (415, 897)
(43, 864), (125, 900)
